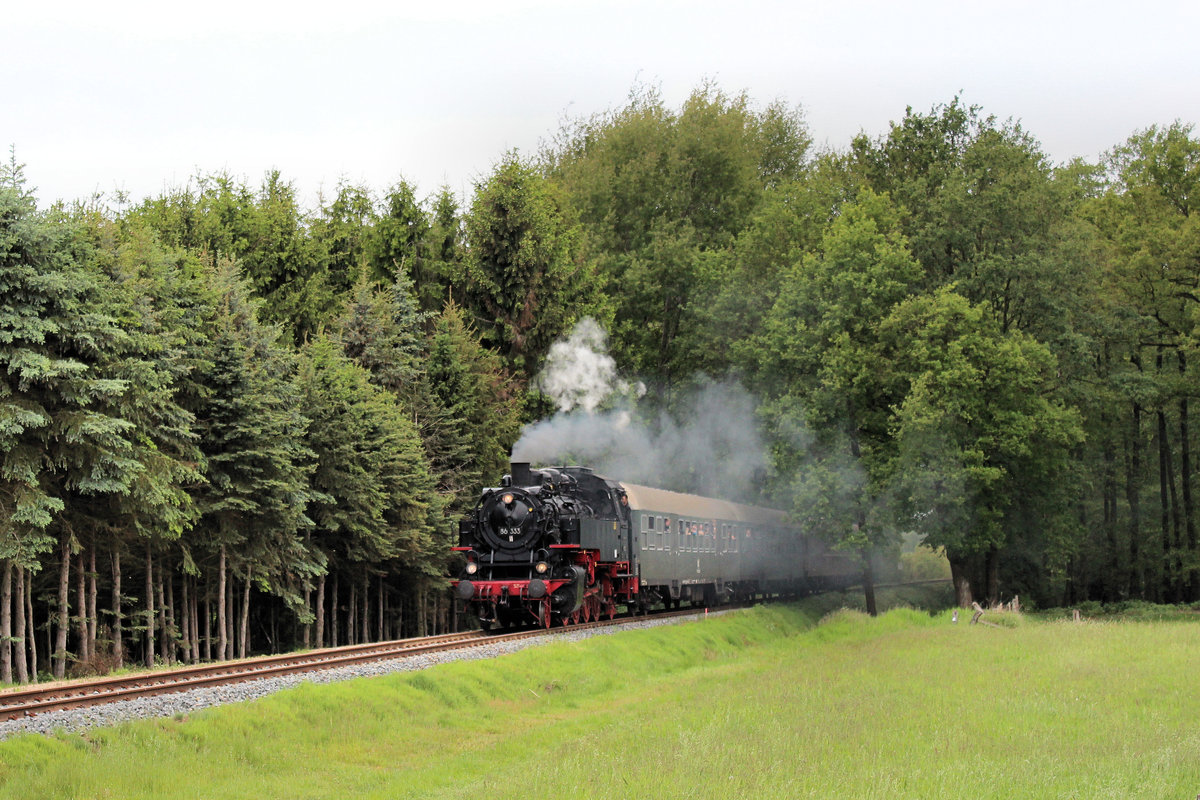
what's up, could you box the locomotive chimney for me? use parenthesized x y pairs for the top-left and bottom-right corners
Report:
(510, 462), (535, 487)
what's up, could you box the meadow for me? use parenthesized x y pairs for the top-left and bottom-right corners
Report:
(1, 591), (1198, 799)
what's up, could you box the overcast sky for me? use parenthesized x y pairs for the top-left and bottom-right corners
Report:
(6, 0), (1198, 209)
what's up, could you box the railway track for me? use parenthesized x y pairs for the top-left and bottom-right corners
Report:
(0, 629), (494, 722)
(0, 609), (707, 723)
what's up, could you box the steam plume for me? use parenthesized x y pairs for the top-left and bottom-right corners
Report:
(514, 319), (770, 502)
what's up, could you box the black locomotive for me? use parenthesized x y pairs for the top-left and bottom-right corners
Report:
(453, 463), (857, 628)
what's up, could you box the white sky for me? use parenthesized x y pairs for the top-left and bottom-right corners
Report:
(5, 0), (1198, 209)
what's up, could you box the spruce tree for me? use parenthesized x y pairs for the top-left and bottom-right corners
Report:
(190, 259), (316, 659)
(0, 161), (161, 676)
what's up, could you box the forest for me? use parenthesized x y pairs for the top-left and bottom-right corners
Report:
(1, 85), (1198, 683)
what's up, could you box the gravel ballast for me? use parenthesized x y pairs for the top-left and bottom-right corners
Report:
(0, 611), (723, 740)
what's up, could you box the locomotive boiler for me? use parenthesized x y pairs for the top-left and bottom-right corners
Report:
(452, 463), (856, 628)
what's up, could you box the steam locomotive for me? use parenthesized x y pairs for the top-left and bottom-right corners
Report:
(452, 463), (858, 628)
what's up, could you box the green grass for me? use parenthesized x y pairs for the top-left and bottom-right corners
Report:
(2, 592), (1198, 799)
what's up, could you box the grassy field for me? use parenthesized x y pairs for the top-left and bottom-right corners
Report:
(1, 591), (1198, 799)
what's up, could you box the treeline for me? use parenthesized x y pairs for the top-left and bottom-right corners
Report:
(0, 160), (530, 682)
(538, 88), (1199, 613)
(1, 85), (1197, 682)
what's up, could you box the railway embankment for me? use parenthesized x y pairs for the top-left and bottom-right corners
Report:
(6, 587), (1197, 799)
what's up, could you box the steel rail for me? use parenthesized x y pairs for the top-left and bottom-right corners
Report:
(0, 630), (489, 721)
(0, 608), (712, 722)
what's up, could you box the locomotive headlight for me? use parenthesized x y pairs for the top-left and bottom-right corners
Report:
(501, 493), (514, 506)
(535, 561), (549, 575)
(465, 562), (479, 575)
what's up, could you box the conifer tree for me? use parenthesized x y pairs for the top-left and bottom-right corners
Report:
(62, 215), (206, 669)
(0, 161), (168, 677)
(425, 302), (522, 514)
(190, 259), (316, 660)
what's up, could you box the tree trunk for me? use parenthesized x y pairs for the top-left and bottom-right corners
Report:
(217, 545), (227, 661)
(302, 585), (311, 649)
(2, 560), (12, 684)
(377, 578), (385, 642)
(204, 575), (212, 662)
(1167, 427), (1184, 603)
(111, 548), (124, 669)
(87, 545), (97, 662)
(949, 556), (974, 608)
(14, 565), (28, 683)
(1103, 433), (1120, 600)
(158, 567), (171, 666)
(362, 575), (370, 643)
(180, 573), (191, 664)
(315, 575), (325, 649)
(226, 571), (235, 659)
(349, 582), (357, 646)
(1158, 406), (1173, 600)
(426, 586), (433, 636)
(239, 573), (251, 659)
(145, 543), (155, 669)
(331, 574), (339, 648)
(53, 534), (71, 679)
(190, 576), (201, 663)
(1128, 398), (1144, 597)
(859, 550), (877, 617)
(25, 567), (38, 682)
(1180, 351), (1197, 598)
(75, 551), (88, 665)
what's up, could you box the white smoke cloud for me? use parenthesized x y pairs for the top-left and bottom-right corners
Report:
(535, 318), (644, 412)
(514, 320), (771, 502)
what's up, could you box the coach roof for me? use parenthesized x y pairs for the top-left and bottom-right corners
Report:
(619, 482), (788, 526)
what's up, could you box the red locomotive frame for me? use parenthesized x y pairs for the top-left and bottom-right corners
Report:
(452, 544), (639, 628)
